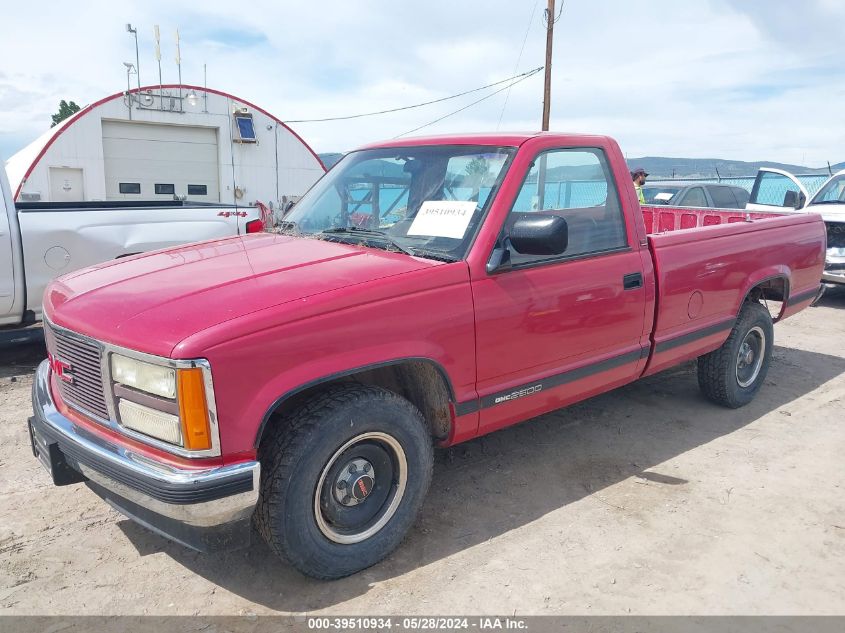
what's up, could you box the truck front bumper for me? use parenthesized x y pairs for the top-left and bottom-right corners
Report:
(29, 360), (260, 552)
(822, 268), (845, 286)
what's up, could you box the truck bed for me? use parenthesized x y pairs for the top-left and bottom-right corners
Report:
(642, 211), (825, 376)
(641, 204), (773, 234)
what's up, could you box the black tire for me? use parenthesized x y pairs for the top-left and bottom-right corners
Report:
(697, 301), (774, 408)
(255, 384), (433, 579)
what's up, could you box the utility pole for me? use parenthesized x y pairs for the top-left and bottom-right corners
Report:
(541, 0), (555, 131)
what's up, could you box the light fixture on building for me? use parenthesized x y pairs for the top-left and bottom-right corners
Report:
(141, 91), (154, 106)
(122, 62), (137, 100)
(186, 90), (199, 106)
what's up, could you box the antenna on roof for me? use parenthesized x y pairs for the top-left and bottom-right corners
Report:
(125, 24), (140, 92)
(154, 25), (163, 110)
(828, 161), (833, 176)
(715, 165), (722, 182)
(175, 28), (182, 107)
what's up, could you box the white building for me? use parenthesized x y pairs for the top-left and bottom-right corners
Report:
(6, 84), (325, 208)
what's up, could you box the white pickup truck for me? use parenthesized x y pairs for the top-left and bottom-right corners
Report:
(747, 167), (845, 288)
(1, 160), (264, 329)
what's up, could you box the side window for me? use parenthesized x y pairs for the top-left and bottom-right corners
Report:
(750, 172), (803, 207)
(732, 188), (750, 207)
(708, 186), (738, 209)
(680, 187), (707, 207)
(507, 148), (627, 266)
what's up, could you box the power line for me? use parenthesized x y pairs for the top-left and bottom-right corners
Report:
(497, 0), (540, 130)
(286, 67), (543, 123)
(394, 67), (544, 138)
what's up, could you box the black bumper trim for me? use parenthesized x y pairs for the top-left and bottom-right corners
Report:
(30, 413), (253, 505)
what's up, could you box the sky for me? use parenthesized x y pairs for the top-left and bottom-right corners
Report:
(1, 0), (843, 165)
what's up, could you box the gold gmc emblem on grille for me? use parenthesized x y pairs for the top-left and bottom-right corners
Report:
(47, 352), (74, 384)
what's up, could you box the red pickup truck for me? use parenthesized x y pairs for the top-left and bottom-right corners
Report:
(29, 132), (825, 579)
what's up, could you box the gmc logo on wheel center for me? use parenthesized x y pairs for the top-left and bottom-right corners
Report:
(47, 352), (74, 384)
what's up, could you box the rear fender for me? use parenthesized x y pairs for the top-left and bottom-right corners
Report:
(736, 267), (790, 320)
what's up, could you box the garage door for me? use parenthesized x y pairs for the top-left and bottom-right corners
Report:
(102, 121), (219, 202)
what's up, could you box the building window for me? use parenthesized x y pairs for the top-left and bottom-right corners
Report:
(187, 184), (208, 196)
(155, 183), (175, 195)
(119, 182), (141, 194)
(234, 113), (257, 142)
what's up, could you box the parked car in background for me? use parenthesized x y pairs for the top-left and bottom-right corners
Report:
(643, 181), (750, 209)
(746, 167), (845, 287)
(0, 159), (264, 330)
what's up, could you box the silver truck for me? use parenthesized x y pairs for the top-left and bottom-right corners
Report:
(1, 159), (264, 329)
(746, 167), (845, 288)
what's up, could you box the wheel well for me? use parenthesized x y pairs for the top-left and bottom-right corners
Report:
(745, 276), (788, 321)
(256, 360), (454, 449)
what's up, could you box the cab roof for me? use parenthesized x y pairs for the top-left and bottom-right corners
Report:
(358, 131), (615, 151)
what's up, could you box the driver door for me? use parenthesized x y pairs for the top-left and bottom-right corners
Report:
(471, 146), (648, 436)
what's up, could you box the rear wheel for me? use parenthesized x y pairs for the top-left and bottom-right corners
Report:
(255, 384), (433, 579)
(697, 301), (774, 408)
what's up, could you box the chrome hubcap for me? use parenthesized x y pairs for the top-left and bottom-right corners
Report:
(314, 432), (408, 544)
(736, 326), (765, 388)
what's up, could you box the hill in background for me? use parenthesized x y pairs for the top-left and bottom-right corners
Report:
(319, 153), (345, 169)
(624, 156), (845, 179)
(319, 153), (845, 179)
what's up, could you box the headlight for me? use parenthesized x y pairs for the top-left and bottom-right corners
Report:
(110, 354), (214, 454)
(111, 354), (176, 399)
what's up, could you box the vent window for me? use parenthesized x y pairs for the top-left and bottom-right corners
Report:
(155, 183), (175, 195)
(187, 184), (208, 196)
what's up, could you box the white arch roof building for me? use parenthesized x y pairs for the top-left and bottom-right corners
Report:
(6, 84), (325, 207)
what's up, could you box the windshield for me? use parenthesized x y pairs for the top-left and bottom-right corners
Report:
(810, 175), (845, 205)
(642, 185), (681, 204)
(282, 145), (514, 261)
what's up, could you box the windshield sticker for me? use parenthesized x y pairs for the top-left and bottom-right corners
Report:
(654, 192), (674, 201)
(407, 201), (477, 239)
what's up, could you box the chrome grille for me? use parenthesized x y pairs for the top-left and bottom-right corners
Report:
(45, 321), (110, 421)
(827, 222), (845, 249)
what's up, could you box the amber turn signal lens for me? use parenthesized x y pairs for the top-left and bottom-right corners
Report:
(177, 368), (212, 451)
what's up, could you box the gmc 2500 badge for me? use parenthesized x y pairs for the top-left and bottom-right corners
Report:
(495, 384), (543, 404)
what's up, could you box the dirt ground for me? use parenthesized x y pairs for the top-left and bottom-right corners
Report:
(1, 290), (844, 616)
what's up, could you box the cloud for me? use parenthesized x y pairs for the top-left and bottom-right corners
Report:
(0, 0), (842, 166)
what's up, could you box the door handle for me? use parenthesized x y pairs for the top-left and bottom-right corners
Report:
(623, 272), (643, 290)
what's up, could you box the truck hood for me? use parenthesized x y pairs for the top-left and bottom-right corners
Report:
(45, 233), (440, 356)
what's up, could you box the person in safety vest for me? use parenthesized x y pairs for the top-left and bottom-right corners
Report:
(631, 168), (648, 204)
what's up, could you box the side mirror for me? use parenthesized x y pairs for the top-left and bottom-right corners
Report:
(796, 191), (806, 209)
(509, 213), (568, 256)
(282, 200), (295, 216)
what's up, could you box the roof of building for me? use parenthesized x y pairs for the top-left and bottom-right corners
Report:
(4, 84), (324, 200)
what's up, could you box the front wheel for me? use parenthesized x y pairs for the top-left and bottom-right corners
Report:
(255, 384), (433, 579)
(697, 301), (774, 408)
